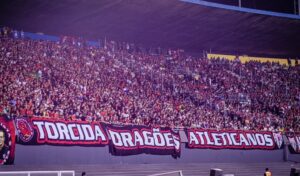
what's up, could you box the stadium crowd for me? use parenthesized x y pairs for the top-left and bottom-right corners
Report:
(0, 28), (299, 132)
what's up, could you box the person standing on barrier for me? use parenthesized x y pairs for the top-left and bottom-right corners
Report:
(264, 168), (272, 176)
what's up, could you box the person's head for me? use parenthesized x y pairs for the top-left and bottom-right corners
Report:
(0, 130), (5, 148)
(81, 172), (86, 176)
(265, 168), (269, 171)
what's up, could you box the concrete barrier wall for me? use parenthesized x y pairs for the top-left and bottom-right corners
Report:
(14, 144), (287, 165)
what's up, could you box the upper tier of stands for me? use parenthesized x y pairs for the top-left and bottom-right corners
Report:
(207, 53), (298, 66)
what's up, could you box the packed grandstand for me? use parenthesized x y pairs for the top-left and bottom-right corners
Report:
(1, 27), (299, 133)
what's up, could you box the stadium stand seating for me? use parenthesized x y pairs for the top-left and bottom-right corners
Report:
(0, 27), (299, 133)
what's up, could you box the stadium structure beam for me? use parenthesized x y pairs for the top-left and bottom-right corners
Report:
(298, 0), (300, 15)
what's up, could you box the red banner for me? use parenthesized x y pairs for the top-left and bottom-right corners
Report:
(15, 117), (109, 146)
(286, 132), (300, 154)
(12, 116), (288, 164)
(105, 123), (181, 158)
(186, 129), (283, 150)
(0, 116), (16, 165)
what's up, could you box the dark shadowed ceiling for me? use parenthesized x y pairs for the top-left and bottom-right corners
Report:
(0, 0), (300, 57)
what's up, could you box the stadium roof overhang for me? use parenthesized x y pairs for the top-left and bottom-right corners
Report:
(0, 0), (300, 57)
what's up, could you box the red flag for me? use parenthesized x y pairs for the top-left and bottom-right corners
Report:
(0, 115), (16, 165)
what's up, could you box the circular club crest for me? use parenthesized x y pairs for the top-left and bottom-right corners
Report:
(0, 122), (12, 164)
(16, 118), (34, 143)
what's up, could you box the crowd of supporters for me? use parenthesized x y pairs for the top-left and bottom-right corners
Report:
(0, 29), (299, 132)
